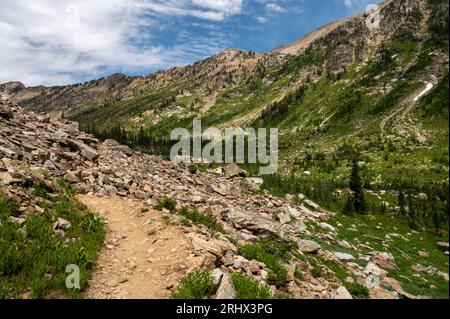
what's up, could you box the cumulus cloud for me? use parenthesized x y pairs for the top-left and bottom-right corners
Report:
(0, 0), (243, 86)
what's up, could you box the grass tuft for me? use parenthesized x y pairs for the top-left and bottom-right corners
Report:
(0, 192), (105, 299)
(155, 197), (177, 212)
(170, 270), (215, 299)
(240, 239), (290, 287)
(231, 272), (273, 299)
(178, 207), (225, 234)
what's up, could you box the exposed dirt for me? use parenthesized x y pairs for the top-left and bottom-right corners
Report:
(77, 195), (197, 299)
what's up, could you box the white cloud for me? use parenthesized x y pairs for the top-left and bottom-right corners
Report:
(256, 16), (268, 24)
(0, 0), (243, 86)
(265, 3), (287, 13)
(344, 0), (354, 6)
(192, 0), (243, 16)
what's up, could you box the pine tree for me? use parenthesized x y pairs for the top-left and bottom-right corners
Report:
(349, 159), (366, 214)
(343, 196), (354, 215)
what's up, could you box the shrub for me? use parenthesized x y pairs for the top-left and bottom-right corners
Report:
(155, 197), (177, 211)
(170, 270), (215, 299)
(294, 268), (303, 281)
(311, 266), (323, 278)
(0, 194), (19, 218)
(57, 178), (76, 196)
(178, 207), (224, 233)
(346, 283), (369, 299)
(231, 273), (273, 299)
(240, 240), (289, 287)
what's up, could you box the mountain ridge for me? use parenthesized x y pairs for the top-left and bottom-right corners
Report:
(0, 0), (398, 111)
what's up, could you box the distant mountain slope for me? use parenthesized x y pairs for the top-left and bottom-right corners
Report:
(2, 0), (448, 185)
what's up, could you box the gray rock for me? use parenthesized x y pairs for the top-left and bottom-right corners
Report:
(365, 274), (380, 289)
(285, 194), (295, 202)
(215, 273), (235, 299)
(64, 171), (80, 183)
(212, 268), (224, 287)
(224, 208), (282, 239)
(332, 286), (353, 299)
(223, 163), (246, 178)
(192, 195), (204, 203)
(0, 172), (14, 185)
(212, 184), (227, 196)
(304, 199), (320, 211)
(333, 252), (355, 261)
(53, 217), (72, 231)
(371, 252), (397, 270)
(369, 288), (399, 299)
(244, 177), (264, 190)
(9, 216), (26, 225)
(287, 207), (301, 218)
(418, 193), (428, 201)
(298, 240), (321, 254)
(68, 139), (100, 161)
(278, 212), (291, 224)
(320, 222), (336, 232)
(294, 220), (307, 233)
(233, 259), (243, 269)
(0, 145), (16, 158)
(223, 254), (234, 267)
(248, 260), (261, 274)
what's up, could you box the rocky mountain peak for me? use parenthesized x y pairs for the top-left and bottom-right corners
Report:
(0, 81), (26, 95)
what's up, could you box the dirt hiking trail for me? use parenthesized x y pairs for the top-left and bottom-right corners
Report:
(77, 195), (196, 299)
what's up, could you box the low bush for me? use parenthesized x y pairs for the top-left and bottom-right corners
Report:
(346, 283), (369, 299)
(178, 207), (225, 233)
(231, 273), (273, 299)
(155, 197), (177, 211)
(240, 239), (289, 287)
(170, 270), (215, 299)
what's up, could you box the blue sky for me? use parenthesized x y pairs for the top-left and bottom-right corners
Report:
(0, 0), (380, 86)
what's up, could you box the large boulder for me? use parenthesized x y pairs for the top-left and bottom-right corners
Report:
(68, 139), (100, 161)
(189, 234), (237, 258)
(223, 208), (283, 239)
